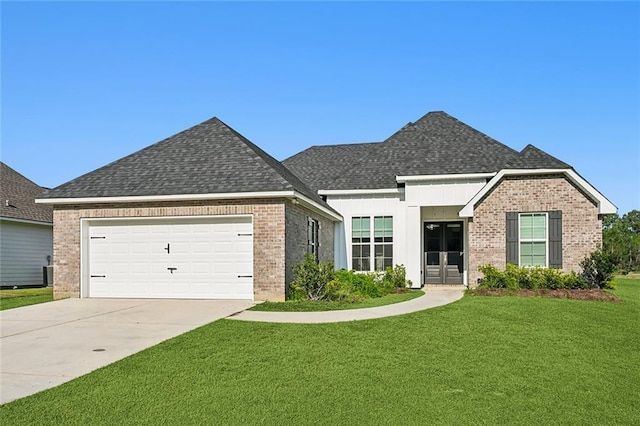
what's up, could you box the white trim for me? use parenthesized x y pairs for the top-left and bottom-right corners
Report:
(36, 191), (295, 205)
(294, 192), (343, 221)
(0, 217), (53, 227)
(36, 190), (342, 222)
(396, 172), (496, 183)
(459, 169), (617, 217)
(81, 214), (253, 224)
(518, 212), (549, 268)
(319, 188), (403, 196)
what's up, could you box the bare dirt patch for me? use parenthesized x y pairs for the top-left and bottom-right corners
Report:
(468, 288), (620, 302)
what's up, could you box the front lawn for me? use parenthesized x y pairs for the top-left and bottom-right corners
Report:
(0, 287), (53, 311)
(250, 289), (423, 312)
(1, 278), (638, 425)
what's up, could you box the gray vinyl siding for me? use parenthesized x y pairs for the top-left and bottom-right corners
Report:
(0, 219), (53, 286)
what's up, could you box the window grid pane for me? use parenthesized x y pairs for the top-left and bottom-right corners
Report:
(519, 213), (548, 268)
(374, 216), (393, 271)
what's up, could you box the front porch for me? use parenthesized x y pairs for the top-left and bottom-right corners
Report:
(406, 206), (470, 288)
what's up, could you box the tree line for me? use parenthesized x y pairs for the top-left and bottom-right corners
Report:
(603, 209), (640, 273)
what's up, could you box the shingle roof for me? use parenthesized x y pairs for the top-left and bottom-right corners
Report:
(1, 162), (52, 223)
(279, 142), (380, 193)
(40, 117), (323, 205)
(283, 111), (572, 191)
(506, 144), (571, 169)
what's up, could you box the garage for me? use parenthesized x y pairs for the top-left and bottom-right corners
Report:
(85, 216), (253, 299)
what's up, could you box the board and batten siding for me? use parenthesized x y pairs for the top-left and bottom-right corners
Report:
(0, 219), (53, 286)
(326, 193), (405, 271)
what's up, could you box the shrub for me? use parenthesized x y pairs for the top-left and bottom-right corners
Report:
(288, 259), (412, 301)
(478, 264), (589, 290)
(383, 264), (410, 289)
(579, 249), (616, 289)
(352, 272), (381, 298)
(478, 264), (518, 289)
(288, 253), (336, 301)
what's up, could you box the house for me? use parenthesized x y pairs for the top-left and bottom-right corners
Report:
(1, 162), (53, 287)
(37, 112), (615, 301)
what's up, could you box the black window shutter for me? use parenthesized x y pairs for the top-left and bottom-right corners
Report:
(548, 211), (563, 269)
(506, 212), (519, 265)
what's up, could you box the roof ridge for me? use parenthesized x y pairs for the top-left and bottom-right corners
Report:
(1, 161), (47, 191)
(506, 143), (571, 169)
(211, 118), (327, 202)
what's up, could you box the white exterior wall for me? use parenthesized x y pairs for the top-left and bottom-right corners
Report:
(326, 192), (405, 271)
(0, 219), (53, 286)
(404, 179), (487, 206)
(325, 178), (489, 286)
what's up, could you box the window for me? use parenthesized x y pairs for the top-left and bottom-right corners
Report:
(307, 218), (319, 261)
(352, 216), (393, 271)
(352, 217), (370, 271)
(374, 216), (393, 270)
(519, 213), (547, 267)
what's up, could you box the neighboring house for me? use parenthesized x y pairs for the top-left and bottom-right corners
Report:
(1, 162), (53, 287)
(37, 112), (615, 301)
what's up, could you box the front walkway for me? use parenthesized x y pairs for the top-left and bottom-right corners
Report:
(228, 289), (464, 324)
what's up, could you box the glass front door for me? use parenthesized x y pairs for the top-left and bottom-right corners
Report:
(424, 222), (464, 284)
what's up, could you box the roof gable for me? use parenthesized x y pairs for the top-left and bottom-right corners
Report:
(0, 162), (52, 223)
(40, 117), (321, 203)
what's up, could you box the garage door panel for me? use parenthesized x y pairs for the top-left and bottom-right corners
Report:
(88, 217), (253, 299)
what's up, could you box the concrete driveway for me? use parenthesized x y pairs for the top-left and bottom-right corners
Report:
(0, 298), (255, 405)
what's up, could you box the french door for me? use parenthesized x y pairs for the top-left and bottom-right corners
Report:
(424, 222), (464, 284)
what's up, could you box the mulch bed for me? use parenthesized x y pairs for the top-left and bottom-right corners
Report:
(468, 288), (620, 302)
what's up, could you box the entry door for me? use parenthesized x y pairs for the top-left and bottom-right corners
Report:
(424, 222), (464, 284)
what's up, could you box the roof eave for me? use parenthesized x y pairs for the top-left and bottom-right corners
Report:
(36, 190), (343, 222)
(459, 169), (617, 217)
(396, 172), (497, 183)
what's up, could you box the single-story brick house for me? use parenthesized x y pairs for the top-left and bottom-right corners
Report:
(38, 112), (615, 301)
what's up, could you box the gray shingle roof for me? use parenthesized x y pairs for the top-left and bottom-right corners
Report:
(1, 162), (52, 223)
(283, 111), (572, 191)
(40, 117), (323, 204)
(506, 144), (571, 169)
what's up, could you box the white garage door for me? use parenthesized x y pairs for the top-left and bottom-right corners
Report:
(87, 216), (253, 299)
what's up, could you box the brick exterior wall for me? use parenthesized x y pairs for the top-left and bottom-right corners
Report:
(52, 198), (292, 301)
(284, 203), (335, 295)
(468, 174), (602, 285)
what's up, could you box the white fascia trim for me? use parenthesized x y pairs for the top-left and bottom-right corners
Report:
(0, 216), (53, 227)
(318, 188), (403, 196)
(294, 192), (343, 221)
(459, 169), (617, 217)
(81, 214), (253, 224)
(35, 191), (296, 205)
(396, 172), (496, 183)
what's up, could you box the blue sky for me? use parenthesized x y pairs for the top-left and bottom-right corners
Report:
(2, 1), (639, 214)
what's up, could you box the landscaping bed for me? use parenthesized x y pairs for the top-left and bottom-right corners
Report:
(250, 289), (423, 312)
(467, 287), (620, 302)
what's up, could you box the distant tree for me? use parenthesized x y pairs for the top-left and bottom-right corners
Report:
(603, 210), (640, 273)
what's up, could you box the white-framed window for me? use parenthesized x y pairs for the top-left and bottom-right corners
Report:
(519, 213), (548, 267)
(351, 216), (393, 271)
(307, 217), (319, 261)
(374, 216), (393, 270)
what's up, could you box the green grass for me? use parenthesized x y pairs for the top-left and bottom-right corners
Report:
(1, 278), (639, 425)
(250, 289), (424, 311)
(0, 287), (53, 311)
